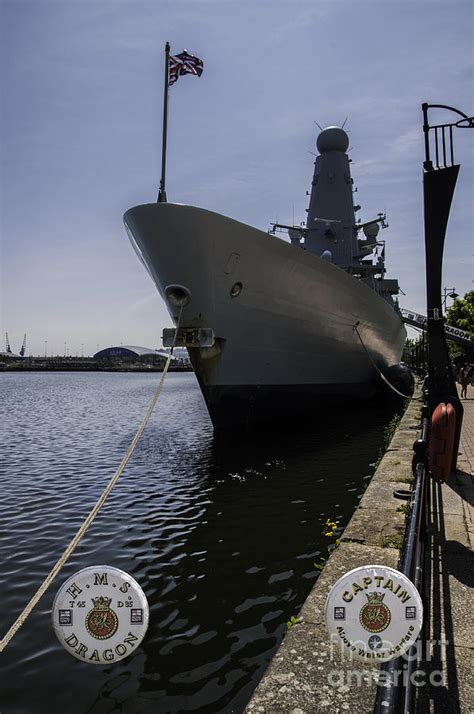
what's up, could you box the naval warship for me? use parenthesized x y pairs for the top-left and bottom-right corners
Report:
(124, 126), (408, 430)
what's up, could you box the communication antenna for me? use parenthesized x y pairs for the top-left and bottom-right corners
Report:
(313, 120), (323, 130)
(341, 116), (349, 129)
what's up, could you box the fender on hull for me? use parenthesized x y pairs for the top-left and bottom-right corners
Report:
(384, 363), (415, 398)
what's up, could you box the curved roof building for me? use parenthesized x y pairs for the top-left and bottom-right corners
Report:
(94, 345), (175, 360)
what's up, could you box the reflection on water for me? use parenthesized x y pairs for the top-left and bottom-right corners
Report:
(0, 372), (402, 713)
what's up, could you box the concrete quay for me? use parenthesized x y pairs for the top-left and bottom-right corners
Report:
(245, 386), (474, 713)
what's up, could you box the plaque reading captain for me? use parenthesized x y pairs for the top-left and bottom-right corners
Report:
(52, 565), (149, 664)
(325, 565), (423, 662)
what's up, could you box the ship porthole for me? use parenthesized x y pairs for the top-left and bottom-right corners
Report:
(230, 282), (243, 298)
(165, 284), (191, 307)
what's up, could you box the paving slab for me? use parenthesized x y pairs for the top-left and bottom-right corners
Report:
(369, 461), (414, 484)
(357, 480), (411, 512)
(386, 430), (418, 452)
(434, 513), (472, 551)
(430, 482), (466, 517)
(341, 507), (405, 548)
(417, 644), (474, 714)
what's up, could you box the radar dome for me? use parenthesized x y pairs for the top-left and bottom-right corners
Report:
(317, 126), (349, 154)
(363, 223), (380, 240)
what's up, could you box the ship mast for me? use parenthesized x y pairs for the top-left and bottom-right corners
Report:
(158, 42), (170, 203)
(304, 126), (358, 266)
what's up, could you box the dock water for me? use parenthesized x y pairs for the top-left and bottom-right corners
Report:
(246, 385), (474, 713)
(0, 372), (406, 713)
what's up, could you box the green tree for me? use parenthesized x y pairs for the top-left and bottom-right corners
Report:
(445, 291), (474, 338)
(445, 290), (473, 361)
(403, 334), (427, 373)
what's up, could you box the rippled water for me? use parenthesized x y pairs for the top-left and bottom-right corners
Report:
(0, 372), (401, 713)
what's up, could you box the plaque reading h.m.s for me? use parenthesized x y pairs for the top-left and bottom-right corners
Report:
(52, 565), (149, 664)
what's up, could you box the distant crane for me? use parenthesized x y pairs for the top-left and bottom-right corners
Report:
(19, 334), (27, 357)
(4, 331), (27, 356)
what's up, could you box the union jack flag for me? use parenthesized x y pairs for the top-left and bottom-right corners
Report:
(168, 50), (204, 86)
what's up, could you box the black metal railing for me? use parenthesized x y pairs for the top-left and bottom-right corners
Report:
(373, 404), (429, 714)
(374, 404), (430, 714)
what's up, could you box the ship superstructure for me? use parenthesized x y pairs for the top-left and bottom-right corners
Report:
(270, 127), (400, 308)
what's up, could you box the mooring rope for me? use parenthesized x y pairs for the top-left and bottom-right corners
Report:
(0, 308), (183, 653)
(353, 322), (414, 400)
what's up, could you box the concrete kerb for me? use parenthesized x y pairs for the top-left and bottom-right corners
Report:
(340, 394), (422, 551)
(245, 392), (422, 712)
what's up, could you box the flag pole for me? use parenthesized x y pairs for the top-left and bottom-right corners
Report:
(158, 41), (170, 203)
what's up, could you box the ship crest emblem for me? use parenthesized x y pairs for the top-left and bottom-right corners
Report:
(359, 591), (391, 633)
(85, 595), (119, 640)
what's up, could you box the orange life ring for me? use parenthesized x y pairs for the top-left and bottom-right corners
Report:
(428, 402), (457, 481)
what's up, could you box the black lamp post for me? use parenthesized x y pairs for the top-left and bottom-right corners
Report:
(374, 104), (472, 714)
(422, 103), (473, 471)
(442, 286), (458, 310)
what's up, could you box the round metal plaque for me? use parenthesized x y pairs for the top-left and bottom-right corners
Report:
(52, 565), (149, 664)
(325, 565), (423, 662)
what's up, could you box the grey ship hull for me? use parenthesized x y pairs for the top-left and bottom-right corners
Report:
(124, 203), (406, 430)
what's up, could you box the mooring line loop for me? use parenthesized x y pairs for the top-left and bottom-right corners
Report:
(353, 322), (413, 400)
(0, 307), (184, 653)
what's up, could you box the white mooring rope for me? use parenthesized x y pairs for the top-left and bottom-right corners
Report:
(353, 322), (414, 400)
(0, 309), (183, 653)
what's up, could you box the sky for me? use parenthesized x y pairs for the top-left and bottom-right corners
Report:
(1, 0), (473, 357)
